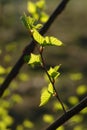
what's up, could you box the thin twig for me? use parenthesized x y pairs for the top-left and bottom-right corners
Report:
(46, 96), (87, 130)
(39, 46), (66, 113)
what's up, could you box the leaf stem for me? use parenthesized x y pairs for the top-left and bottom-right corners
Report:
(39, 46), (66, 113)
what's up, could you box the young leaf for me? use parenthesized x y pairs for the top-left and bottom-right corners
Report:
(48, 65), (60, 79)
(27, 1), (36, 14)
(48, 83), (54, 94)
(39, 87), (52, 106)
(28, 53), (41, 65)
(34, 24), (43, 30)
(21, 13), (30, 29)
(21, 14), (35, 30)
(40, 12), (49, 23)
(33, 29), (44, 44)
(44, 36), (63, 46)
(36, 0), (45, 9)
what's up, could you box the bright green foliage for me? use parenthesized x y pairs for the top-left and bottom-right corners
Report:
(39, 83), (56, 106)
(33, 29), (44, 44)
(21, 13), (35, 30)
(43, 114), (54, 123)
(21, 14), (42, 31)
(48, 65), (60, 79)
(28, 53), (41, 66)
(48, 83), (54, 94)
(27, 0), (49, 23)
(33, 29), (63, 46)
(39, 87), (52, 106)
(28, 1), (36, 14)
(44, 36), (63, 46)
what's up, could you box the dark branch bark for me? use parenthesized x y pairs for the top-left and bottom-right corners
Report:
(0, 0), (70, 97)
(46, 96), (87, 130)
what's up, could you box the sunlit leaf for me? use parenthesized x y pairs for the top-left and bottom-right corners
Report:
(28, 53), (41, 66)
(23, 119), (34, 128)
(35, 24), (43, 30)
(40, 12), (49, 23)
(48, 65), (60, 79)
(68, 96), (79, 105)
(36, 0), (45, 9)
(27, 1), (36, 14)
(48, 83), (54, 94)
(76, 85), (87, 95)
(43, 114), (54, 123)
(21, 14), (35, 30)
(44, 36), (63, 46)
(33, 29), (44, 44)
(39, 87), (52, 106)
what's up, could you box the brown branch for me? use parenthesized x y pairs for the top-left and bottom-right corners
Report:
(0, 0), (70, 97)
(46, 96), (87, 130)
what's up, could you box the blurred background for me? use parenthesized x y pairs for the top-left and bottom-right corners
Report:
(0, 0), (87, 130)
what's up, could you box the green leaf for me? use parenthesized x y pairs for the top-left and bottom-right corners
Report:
(48, 83), (54, 94)
(39, 87), (52, 106)
(36, 0), (45, 9)
(21, 14), (35, 30)
(44, 36), (63, 46)
(35, 24), (43, 30)
(40, 12), (49, 23)
(48, 65), (60, 79)
(27, 1), (36, 14)
(28, 53), (41, 65)
(33, 29), (44, 44)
